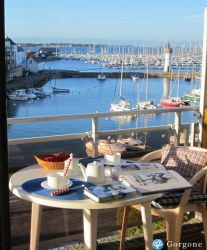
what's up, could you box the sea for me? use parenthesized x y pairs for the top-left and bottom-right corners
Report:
(7, 58), (199, 142)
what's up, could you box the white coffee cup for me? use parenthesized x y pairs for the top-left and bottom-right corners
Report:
(104, 152), (121, 165)
(47, 172), (69, 189)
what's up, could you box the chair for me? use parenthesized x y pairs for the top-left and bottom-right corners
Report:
(119, 145), (207, 250)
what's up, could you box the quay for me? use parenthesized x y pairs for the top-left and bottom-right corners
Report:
(6, 69), (200, 91)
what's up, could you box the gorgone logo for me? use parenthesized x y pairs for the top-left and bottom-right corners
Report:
(152, 239), (164, 250)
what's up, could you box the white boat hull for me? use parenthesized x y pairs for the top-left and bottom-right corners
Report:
(8, 94), (28, 101)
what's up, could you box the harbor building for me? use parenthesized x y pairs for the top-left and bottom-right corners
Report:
(164, 42), (173, 72)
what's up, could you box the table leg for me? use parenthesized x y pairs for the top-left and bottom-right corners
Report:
(140, 202), (153, 250)
(83, 209), (98, 250)
(30, 203), (42, 250)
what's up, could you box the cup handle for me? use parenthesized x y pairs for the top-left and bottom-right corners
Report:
(104, 166), (112, 178)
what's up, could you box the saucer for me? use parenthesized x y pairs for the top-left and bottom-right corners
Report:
(100, 159), (125, 166)
(41, 180), (73, 190)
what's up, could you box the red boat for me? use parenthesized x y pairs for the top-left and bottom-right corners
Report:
(160, 98), (190, 107)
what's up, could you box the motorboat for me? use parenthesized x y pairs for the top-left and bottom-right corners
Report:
(131, 75), (139, 81)
(7, 89), (28, 101)
(97, 73), (106, 80)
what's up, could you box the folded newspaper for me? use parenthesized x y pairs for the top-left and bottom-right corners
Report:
(115, 162), (192, 194)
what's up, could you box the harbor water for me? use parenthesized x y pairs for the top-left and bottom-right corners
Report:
(7, 59), (199, 140)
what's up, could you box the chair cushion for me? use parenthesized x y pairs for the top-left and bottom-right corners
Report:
(152, 190), (207, 209)
(161, 144), (207, 180)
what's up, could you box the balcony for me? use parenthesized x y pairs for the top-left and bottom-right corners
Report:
(8, 106), (204, 249)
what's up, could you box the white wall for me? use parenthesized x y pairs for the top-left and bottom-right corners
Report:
(26, 58), (39, 73)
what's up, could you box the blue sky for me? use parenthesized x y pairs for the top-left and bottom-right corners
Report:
(5, 0), (207, 44)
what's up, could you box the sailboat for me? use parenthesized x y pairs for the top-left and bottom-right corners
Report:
(136, 64), (157, 110)
(160, 69), (190, 107)
(52, 74), (70, 93)
(110, 60), (134, 112)
(182, 89), (200, 102)
(182, 75), (200, 102)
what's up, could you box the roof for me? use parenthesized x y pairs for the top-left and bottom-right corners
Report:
(5, 36), (16, 45)
(17, 46), (25, 52)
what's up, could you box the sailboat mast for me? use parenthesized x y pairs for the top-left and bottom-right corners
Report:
(120, 60), (124, 97)
(169, 69), (173, 98)
(176, 67), (180, 98)
(145, 63), (149, 101)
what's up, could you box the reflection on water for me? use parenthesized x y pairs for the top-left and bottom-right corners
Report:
(163, 78), (170, 99)
(110, 115), (135, 125)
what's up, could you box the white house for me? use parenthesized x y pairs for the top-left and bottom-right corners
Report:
(26, 56), (43, 73)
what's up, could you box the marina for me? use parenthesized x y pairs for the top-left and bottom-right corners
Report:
(7, 73), (199, 140)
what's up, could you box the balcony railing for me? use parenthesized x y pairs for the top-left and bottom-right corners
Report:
(8, 105), (199, 158)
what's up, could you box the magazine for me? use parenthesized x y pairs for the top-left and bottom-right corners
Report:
(116, 162), (192, 194)
(84, 181), (136, 203)
(117, 162), (166, 175)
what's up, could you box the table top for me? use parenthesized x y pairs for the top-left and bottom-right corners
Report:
(9, 165), (162, 210)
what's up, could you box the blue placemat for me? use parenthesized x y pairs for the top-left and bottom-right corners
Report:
(22, 178), (90, 200)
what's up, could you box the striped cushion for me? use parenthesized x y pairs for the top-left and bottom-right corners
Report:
(161, 145), (207, 179)
(152, 190), (207, 209)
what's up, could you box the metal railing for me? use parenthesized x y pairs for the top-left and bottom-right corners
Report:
(7, 105), (199, 157)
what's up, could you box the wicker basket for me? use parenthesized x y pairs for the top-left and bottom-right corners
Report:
(35, 155), (65, 170)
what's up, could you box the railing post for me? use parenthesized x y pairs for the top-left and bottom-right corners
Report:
(91, 117), (99, 158)
(190, 123), (196, 147)
(174, 111), (181, 146)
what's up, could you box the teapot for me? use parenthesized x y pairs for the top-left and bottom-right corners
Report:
(79, 161), (109, 183)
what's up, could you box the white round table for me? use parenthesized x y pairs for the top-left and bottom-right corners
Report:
(9, 165), (162, 250)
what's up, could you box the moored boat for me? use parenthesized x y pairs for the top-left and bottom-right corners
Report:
(7, 89), (28, 101)
(52, 87), (70, 93)
(97, 73), (106, 80)
(137, 100), (158, 110)
(110, 98), (134, 112)
(131, 75), (139, 81)
(110, 61), (134, 112)
(182, 89), (200, 102)
(26, 88), (37, 99)
(160, 98), (190, 107)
